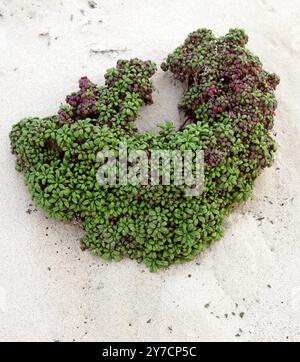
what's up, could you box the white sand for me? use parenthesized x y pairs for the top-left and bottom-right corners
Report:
(0, 0), (300, 342)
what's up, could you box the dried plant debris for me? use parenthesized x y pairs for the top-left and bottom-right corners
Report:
(90, 48), (130, 55)
(88, 1), (97, 9)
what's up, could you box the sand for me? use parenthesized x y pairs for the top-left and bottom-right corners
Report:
(0, 0), (300, 342)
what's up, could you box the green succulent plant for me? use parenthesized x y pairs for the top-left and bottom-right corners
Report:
(10, 29), (279, 271)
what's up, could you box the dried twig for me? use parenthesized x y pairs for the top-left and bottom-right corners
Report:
(90, 48), (130, 55)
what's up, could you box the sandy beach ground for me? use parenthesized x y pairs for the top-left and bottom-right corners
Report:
(0, 0), (300, 342)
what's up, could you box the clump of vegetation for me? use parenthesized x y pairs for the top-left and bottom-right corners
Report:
(10, 29), (279, 271)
